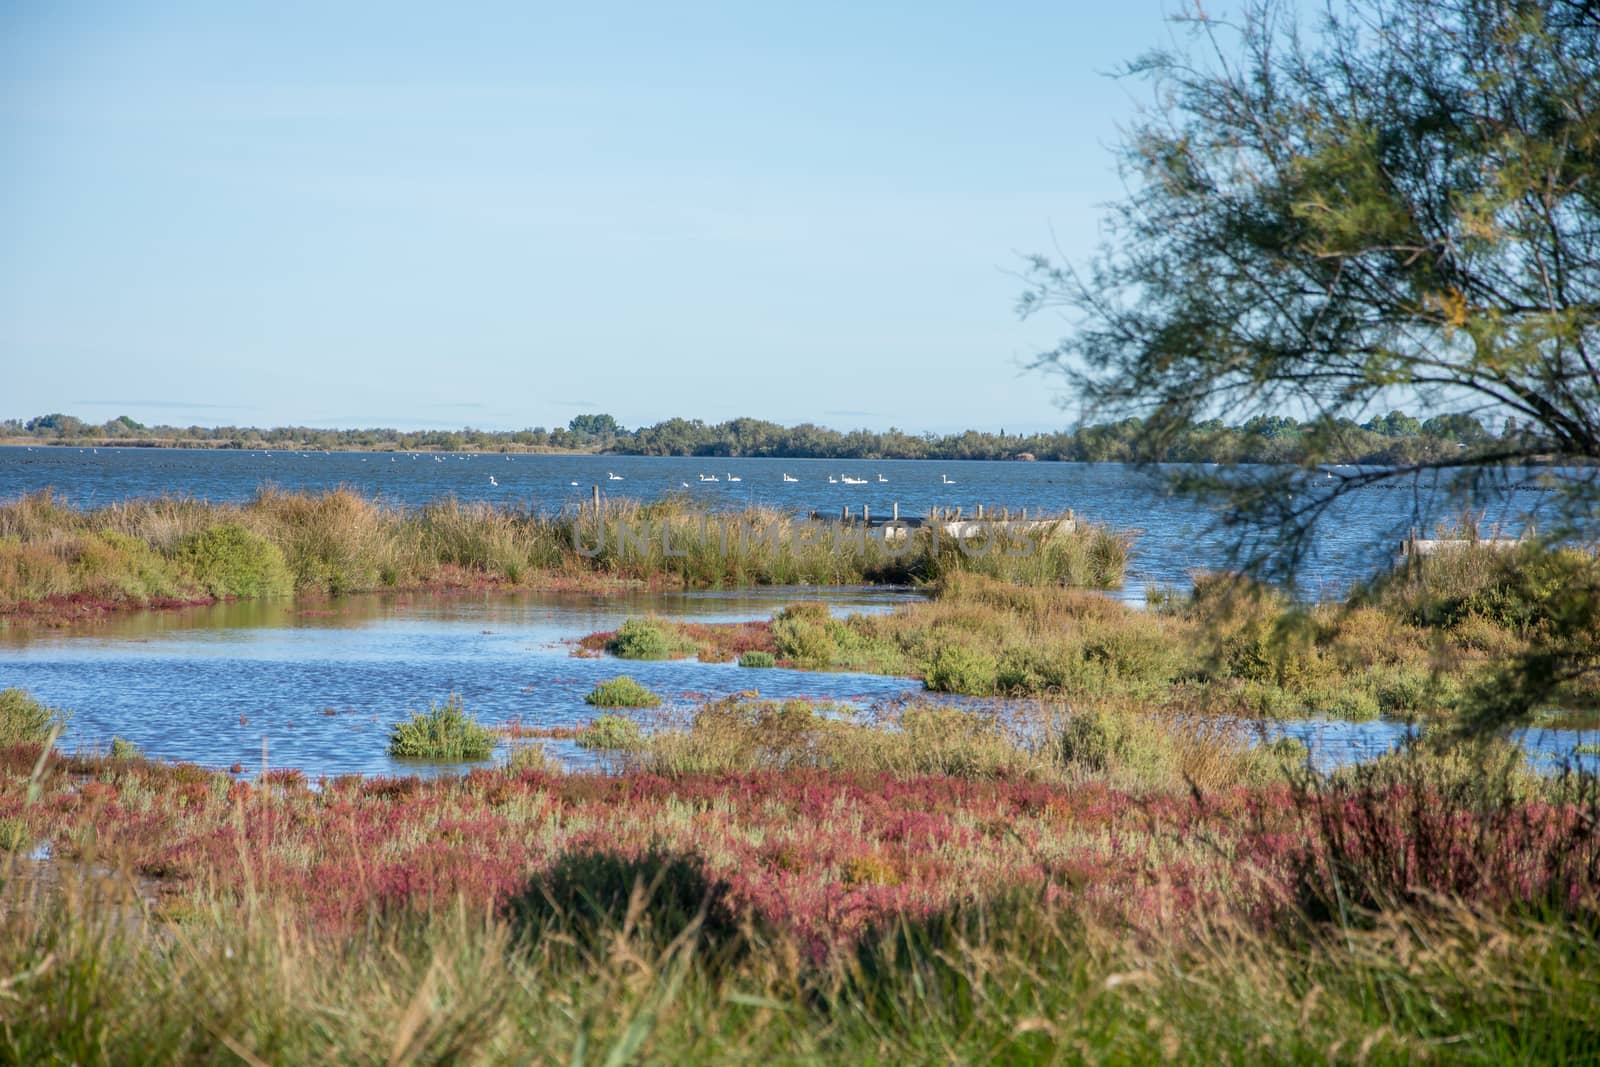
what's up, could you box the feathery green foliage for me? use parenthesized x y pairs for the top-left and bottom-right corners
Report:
(574, 713), (648, 750)
(172, 522), (293, 599)
(0, 689), (66, 747)
(387, 695), (496, 761)
(583, 677), (662, 710)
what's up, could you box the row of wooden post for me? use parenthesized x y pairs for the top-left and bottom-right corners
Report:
(584, 486), (1073, 528)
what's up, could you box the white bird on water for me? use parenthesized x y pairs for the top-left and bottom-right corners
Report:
(608, 472), (624, 481)
(488, 475), (498, 486)
(941, 474), (956, 485)
(570, 481), (579, 486)
(828, 475), (838, 484)
(782, 473), (798, 482)
(877, 474), (888, 483)
(727, 473), (741, 482)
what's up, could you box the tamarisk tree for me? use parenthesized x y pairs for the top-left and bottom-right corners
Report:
(1024, 0), (1600, 728)
(1024, 0), (1600, 576)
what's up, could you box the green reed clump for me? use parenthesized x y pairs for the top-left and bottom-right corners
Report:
(584, 676), (661, 709)
(922, 519), (1131, 588)
(629, 698), (1057, 781)
(575, 713), (647, 749)
(503, 742), (554, 773)
(606, 618), (695, 660)
(388, 695), (496, 760)
(770, 602), (838, 668)
(0, 688), (67, 746)
(246, 487), (401, 595)
(107, 737), (142, 760)
(172, 523), (293, 599)
(738, 650), (776, 668)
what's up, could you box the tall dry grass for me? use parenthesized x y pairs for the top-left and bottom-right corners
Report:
(0, 490), (1132, 611)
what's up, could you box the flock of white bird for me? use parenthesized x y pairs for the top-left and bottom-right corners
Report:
(52, 448), (961, 487)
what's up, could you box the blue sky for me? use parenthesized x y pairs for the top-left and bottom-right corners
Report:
(2, 1), (1175, 433)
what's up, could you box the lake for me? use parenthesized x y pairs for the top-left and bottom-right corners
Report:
(3, 447), (1589, 780)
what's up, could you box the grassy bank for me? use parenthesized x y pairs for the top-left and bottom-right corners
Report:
(586, 545), (1600, 723)
(1, 705), (1596, 1062)
(0, 490), (1128, 623)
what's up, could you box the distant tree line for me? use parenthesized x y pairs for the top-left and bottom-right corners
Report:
(3, 409), (1521, 465)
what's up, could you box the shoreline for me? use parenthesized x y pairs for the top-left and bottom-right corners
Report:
(0, 437), (597, 455)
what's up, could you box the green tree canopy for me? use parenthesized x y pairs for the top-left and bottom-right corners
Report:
(568, 413), (622, 438)
(1023, 0), (1600, 572)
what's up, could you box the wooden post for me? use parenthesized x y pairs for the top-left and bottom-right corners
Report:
(977, 503), (984, 519)
(841, 505), (848, 521)
(863, 504), (870, 524)
(892, 502), (899, 520)
(592, 485), (600, 512)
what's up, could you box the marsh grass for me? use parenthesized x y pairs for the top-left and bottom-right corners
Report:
(3, 822), (1596, 1064)
(623, 696), (1290, 791)
(0, 490), (1132, 616)
(612, 566), (1592, 722)
(574, 712), (648, 748)
(502, 742), (554, 773)
(388, 695), (496, 760)
(0, 688), (67, 746)
(583, 677), (662, 709)
(3, 707), (1598, 1062)
(172, 522), (293, 598)
(107, 736), (142, 760)
(604, 618), (697, 660)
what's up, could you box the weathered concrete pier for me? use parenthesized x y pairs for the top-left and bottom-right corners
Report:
(1400, 525), (1527, 558)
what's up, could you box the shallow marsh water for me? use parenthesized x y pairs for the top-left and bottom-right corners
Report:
(3, 588), (1595, 779)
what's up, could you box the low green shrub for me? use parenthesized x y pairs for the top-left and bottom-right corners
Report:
(0, 688), (67, 746)
(923, 645), (999, 695)
(1054, 707), (1168, 783)
(108, 737), (142, 760)
(770, 603), (837, 668)
(172, 523), (293, 599)
(387, 695), (496, 760)
(1301, 686), (1382, 722)
(575, 713), (646, 749)
(584, 676), (662, 709)
(606, 619), (693, 660)
(738, 650), (776, 668)
(503, 743), (554, 773)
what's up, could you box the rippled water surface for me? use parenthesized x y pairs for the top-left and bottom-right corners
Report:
(1, 589), (934, 777)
